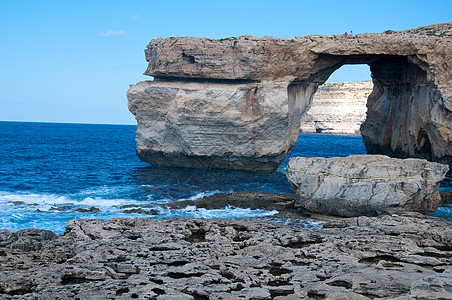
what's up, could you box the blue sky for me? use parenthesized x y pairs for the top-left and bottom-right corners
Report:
(1, 1), (451, 124)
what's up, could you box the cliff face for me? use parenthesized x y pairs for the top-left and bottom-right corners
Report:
(300, 81), (371, 134)
(128, 23), (452, 171)
(128, 80), (299, 170)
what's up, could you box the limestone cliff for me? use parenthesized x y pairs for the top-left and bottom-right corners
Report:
(299, 81), (371, 134)
(128, 23), (452, 171)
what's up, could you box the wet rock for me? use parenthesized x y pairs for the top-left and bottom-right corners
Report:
(7, 201), (25, 206)
(0, 215), (452, 298)
(287, 155), (449, 217)
(122, 208), (159, 215)
(74, 206), (101, 213)
(440, 191), (452, 204)
(166, 191), (296, 210)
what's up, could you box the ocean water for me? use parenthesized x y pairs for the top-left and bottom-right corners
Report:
(0, 121), (449, 234)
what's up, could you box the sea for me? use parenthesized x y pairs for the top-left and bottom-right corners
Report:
(1, 121), (451, 234)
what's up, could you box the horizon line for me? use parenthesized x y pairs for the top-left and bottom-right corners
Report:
(0, 120), (136, 126)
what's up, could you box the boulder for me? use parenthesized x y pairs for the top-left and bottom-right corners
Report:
(286, 155), (449, 217)
(128, 23), (452, 171)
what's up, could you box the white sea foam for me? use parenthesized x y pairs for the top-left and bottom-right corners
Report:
(277, 165), (287, 174)
(0, 191), (141, 211)
(186, 190), (224, 201)
(0, 190), (319, 235)
(0, 191), (71, 206)
(145, 190), (228, 204)
(77, 197), (138, 207)
(77, 185), (133, 196)
(261, 217), (324, 229)
(178, 205), (278, 219)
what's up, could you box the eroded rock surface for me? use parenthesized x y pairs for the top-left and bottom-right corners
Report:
(286, 155), (449, 217)
(128, 23), (452, 171)
(1, 216), (452, 299)
(128, 80), (304, 170)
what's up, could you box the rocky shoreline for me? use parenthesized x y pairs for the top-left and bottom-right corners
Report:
(1, 212), (451, 299)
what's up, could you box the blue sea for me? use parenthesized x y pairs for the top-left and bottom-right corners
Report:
(1, 121), (450, 234)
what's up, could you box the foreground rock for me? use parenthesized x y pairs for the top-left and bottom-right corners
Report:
(1, 215), (452, 299)
(287, 155), (449, 217)
(128, 23), (452, 171)
(300, 81), (371, 134)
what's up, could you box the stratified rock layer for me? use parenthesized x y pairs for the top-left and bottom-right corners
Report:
(286, 155), (449, 217)
(300, 81), (371, 134)
(1, 216), (452, 299)
(128, 23), (452, 171)
(128, 80), (305, 170)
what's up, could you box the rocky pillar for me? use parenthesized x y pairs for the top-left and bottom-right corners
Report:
(361, 56), (452, 173)
(128, 79), (314, 171)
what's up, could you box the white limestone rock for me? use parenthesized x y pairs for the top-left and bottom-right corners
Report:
(286, 155), (449, 216)
(128, 79), (314, 170)
(129, 23), (452, 171)
(299, 81), (371, 134)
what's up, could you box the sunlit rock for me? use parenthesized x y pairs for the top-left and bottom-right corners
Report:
(299, 81), (371, 134)
(286, 155), (449, 216)
(128, 23), (452, 171)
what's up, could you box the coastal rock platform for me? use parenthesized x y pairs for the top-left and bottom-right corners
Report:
(1, 215), (452, 299)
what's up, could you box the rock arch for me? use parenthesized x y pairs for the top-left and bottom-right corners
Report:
(127, 23), (452, 172)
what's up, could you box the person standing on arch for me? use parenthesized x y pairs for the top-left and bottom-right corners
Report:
(350, 31), (354, 38)
(344, 32), (348, 37)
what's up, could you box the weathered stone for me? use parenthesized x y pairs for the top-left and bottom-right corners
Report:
(128, 23), (452, 171)
(300, 81), (371, 134)
(165, 191), (296, 210)
(128, 79), (308, 170)
(0, 228), (55, 252)
(1, 215), (452, 299)
(286, 155), (449, 217)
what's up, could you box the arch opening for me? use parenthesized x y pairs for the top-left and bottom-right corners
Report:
(299, 64), (371, 135)
(288, 53), (443, 168)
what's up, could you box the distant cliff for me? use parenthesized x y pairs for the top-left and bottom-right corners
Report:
(300, 81), (372, 135)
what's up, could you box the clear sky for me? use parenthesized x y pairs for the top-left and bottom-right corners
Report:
(1, 1), (451, 124)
